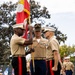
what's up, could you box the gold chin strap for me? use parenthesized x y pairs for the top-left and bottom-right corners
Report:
(28, 16), (35, 72)
(31, 45), (35, 72)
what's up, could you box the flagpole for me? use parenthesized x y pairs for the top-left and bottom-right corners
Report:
(28, 18), (35, 73)
(29, 0), (35, 73)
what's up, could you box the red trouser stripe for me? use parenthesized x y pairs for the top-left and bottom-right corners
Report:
(18, 57), (22, 75)
(50, 60), (54, 75)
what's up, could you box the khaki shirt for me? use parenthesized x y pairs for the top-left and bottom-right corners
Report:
(63, 61), (74, 70)
(10, 34), (26, 55)
(30, 37), (48, 58)
(46, 36), (59, 59)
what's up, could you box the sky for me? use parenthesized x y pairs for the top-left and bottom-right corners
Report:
(35, 0), (75, 46)
(0, 0), (75, 46)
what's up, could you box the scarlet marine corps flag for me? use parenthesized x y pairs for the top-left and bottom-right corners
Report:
(16, 0), (30, 23)
(16, 0), (30, 38)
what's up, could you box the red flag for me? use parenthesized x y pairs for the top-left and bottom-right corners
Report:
(16, 0), (30, 23)
(16, 0), (30, 38)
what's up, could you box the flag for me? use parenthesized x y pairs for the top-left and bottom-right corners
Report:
(16, 0), (30, 23)
(16, 0), (30, 39)
(3, 68), (8, 75)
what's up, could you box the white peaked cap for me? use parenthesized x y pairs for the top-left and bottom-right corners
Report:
(12, 23), (25, 29)
(44, 27), (55, 32)
(64, 57), (70, 60)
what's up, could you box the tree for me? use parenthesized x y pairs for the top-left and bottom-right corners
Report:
(0, 0), (67, 62)
(0, 2), (16, 63)
(30, 0), (67, 44)
(30, 0), (50, 23)
(60, 45), (75, 60)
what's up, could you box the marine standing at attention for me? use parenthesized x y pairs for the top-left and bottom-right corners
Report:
(44, 26), (61, 75)
(29, 23), (48, 75)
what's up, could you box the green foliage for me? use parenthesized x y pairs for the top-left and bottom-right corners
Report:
(60, 45), (75, 59)
(0, 2), (16, 25)
(0, 2), (16, 62)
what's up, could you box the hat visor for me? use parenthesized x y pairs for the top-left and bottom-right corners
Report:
(34, 28), (41, 31)
(35, 29), (41, 32)
(20, 27), (25, 30)
(15, 27), (25, 30)
(43, 30), (49, 33)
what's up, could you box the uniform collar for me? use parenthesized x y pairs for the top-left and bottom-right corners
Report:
(14, 33), (18, 37)
(33, 37), (43, 41)
(48, 36), (55, 41)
